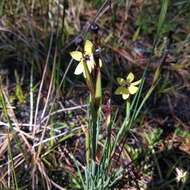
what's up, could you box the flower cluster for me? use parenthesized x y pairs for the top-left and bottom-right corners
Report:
(70, 40), (141, 100)
(70, 40), (101, 77)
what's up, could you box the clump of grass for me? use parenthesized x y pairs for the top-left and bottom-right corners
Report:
(67, 35), (161, 189)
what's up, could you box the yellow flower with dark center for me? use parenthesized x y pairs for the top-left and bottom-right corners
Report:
(115, 72), (141, 100)
(70, 40), (96, 77)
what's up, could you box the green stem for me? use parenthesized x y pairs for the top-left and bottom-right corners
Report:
(91, 106), (98, 161)
(86, 125), (90, 167)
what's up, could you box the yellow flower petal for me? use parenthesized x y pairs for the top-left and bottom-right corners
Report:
(74, 61), (84, 75)
(127, 72), (134, 83)
(128, 85), (138, 94)
(115, 87), (128, 95)
(84, 40), (93, 55)
(116, 77), (125, 85)
(122, 94), (130, 100)
(131, 79), (142, 86)
(70, 51), (83, 61)
(86, 56), (95, 72)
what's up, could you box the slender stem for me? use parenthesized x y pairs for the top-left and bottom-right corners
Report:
(86, 124), (90, 167)
(91, 106), (98, 161)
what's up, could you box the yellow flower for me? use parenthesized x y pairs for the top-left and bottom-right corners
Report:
(115, 72), (141, 100)
(70, 40), (95, 77)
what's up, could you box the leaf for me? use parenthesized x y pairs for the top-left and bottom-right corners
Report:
(153, 66), (160, 84)
(99, 58), (102, 68)
(95, 68), (102, 106)
(82, 61), (95, 99)
(156, 0), (170, 37)
(70, 51), (82, 61)
(15, 70), (25, 103)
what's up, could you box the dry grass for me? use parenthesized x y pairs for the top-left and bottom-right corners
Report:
(0, 0), (190, 189)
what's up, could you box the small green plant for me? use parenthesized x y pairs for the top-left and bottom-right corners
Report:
(0, 87), (19, 190)
(69, 39), (157, 189)
(15, 70), (26, 104)
(145, 128), (163, 151)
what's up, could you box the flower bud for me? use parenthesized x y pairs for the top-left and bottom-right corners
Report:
(90, 23), (99, 33)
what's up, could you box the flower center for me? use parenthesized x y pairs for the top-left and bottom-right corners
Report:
(84, 55), (90, 62)
(122, 81), (130, 88)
